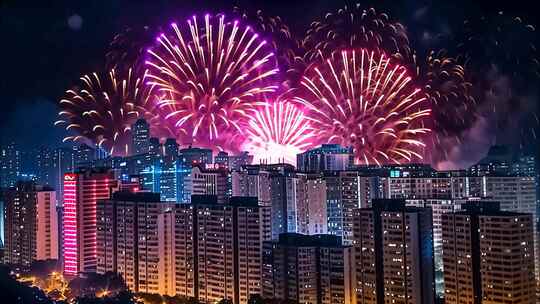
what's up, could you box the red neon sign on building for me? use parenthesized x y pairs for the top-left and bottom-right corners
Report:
(63, 173), (78, 275)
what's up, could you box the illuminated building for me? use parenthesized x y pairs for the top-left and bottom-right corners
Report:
(189, 196), (262, 304)
(0, 142), (21, 188)
(406, 199), (463, 272)
(141, 159), (191, 202)
(149, 137), (161, 156)
(232, 165), (272, 241)
(179, 146), (213, 165)
(324, 171), (362, 244)
(189, 165), (228, 204)
(442, 202), (535, 304)
(131, 118), (150, 155)
(97, 194), (261, 303)
(228, 151), (253, 171)
(3, 182), (58, 268)
(262, 233), (353, 304)
(72, 144), (97, 168)
(296, 144), (352, 173)
(63, 168), (118, 275)
(215, 151), (229, 167)
(96, 192), (173, 294)
(163, 139), (178, 157)
(35, 147), (74, 203)
(382, 167), (453, 200)
(353, 199), (435, 304)
(295, 173), (327, 235)
(163, 138), (179, 160)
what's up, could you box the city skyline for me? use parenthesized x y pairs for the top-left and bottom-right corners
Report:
(1, 0), (539, 169)
(1, 1), (540, 304)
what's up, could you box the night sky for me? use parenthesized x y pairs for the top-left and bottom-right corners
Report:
(1, 0), (538, 167)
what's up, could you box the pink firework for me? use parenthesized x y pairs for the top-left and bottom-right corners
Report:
(293, 49), (431, 165)
(243, 99), (316, 164)
(145, 14), (280, 152)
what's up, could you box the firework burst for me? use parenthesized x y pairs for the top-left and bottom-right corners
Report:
(293, 49), (431, 165)
(56, 68), (161, 156)
(302, 4), (411, 64)
(145, 14), (280, 152)
(243, 98), (316, 164)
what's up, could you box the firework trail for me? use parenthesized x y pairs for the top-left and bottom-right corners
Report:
(302, 4), (411, 64)
(232, 6), (305, 87)
(453, 11), (539, 148)
(145, 14), (280, 152)
(243, 97), (316, 164)
(293, 49), (431, 165)
(56, 69), (162, 156)
(106, 26), (156, 74)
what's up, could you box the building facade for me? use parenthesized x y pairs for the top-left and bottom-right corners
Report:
(262, 233), (353, 304)
(63, 168), (118, 275)
(353, 199), (435, 304)
(442, 202), (535, 304)
(3, 182), (58, 268)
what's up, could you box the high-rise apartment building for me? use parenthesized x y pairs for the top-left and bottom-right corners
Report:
(353, 199), (435, 304)
(295, 173), (327, 235)
(0, 142), (21, 188)
(3, 182), (58, 268)
(63, 168), (118, 275)
(262, 233), (354, 304)
(96, 192), (172, 294)
(442, 202), (535, 304)
(324, 171), (361, 244)
(189, 165), (228, 204)
(97, 194), (262, 304)
(232, 165), (272, 241)
(406, 199), (463, 272)
(132, 118), (150, 155)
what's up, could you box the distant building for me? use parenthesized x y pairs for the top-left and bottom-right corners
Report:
(35, 147), (74, 204)
(179, 146), (213, 165)
(262, 233), (354, 304)
(353, 199), (435, 304)
(131, 119), (150, 155)
(296, 144), (352, 172)
(63, 168), (118, 275)
(72, 144), (96, 168)
(214, 151), (230, 167)
(141, 159), (190, 202)
(229, 151), (253, 171)
(3, 182), (58, 268)
(442, 202), (535, 304)
(0, 142), (21, 188)
(163, 138), (179, 160)
(148, 137), (161, 156)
